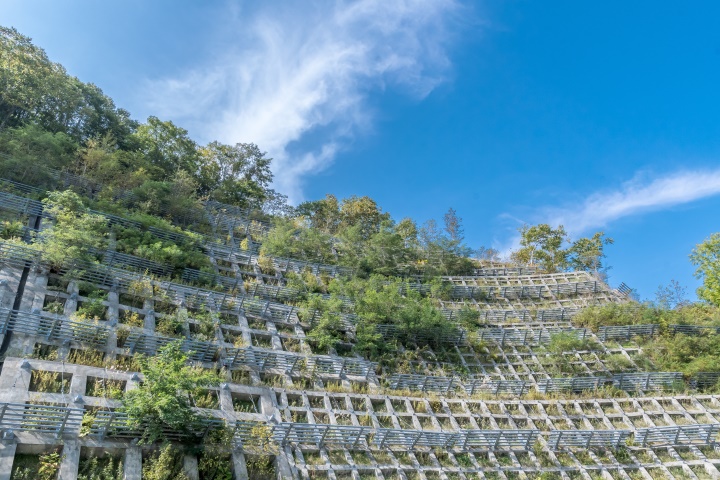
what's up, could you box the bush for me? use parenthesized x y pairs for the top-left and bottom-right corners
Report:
(121, 341), (222, 444)
(77, 455), (124, 480)
(547, 332), (595, 353)
(10, 452), (62, 480)
(36, 190), (107, 270)
(76, 290), (107, 320)
(142, 444), (190, 480)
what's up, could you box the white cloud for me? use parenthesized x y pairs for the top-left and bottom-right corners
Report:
(548, 169), (720, 236)
(495, 169), (720, 257)
(498, 168), (720, 254)
(143, 0), (462, 202)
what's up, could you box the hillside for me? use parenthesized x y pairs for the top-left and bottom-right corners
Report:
(1, 25), (720, 480)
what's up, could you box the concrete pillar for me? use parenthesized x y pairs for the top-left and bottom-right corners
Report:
(276, 446), (295, 479)
(0, 280), (11, 309)
(105, 285), (119, 359)
(123, 446), (142, 480)
(218, 383), (234, 414)
(238, 310), (252, 346)
(57, 439), (80, 480)
(63, 282), (79, 316)
(231, 450), (249, 480)
(0, 440), (17, 480)
(183, 454), (199, 480)
(0, 358), (33, 400)
(142, 299), (155, 332)
(69, 372), (86, 398)
(28, 268), (49, 312)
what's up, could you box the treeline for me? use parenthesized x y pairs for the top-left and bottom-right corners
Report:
(0, 26), (481, 278)
(261, 198), (477, 277)
(1, 25), (621, 280)
(0, 26), (287, 225)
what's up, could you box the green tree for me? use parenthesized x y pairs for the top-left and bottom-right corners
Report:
(654, 280), (689, 310)
(0, 124), (76, 186)
(37, 190), (107, 269)
(260, 217), (335, 263)
(690, 233), (720, 305)
(307, 309), (346, 354)
(395, 217), (418, 249)
(141, 444), (190, 480)
(122, 341), (222, 444)
(132, 116), (199, 178)
(566, 231), (613, 273)
(475, 246), (500, 262)
(419, 209), (474, 275)
(0, 26), (68, 130)
(511, 224), (568, 272)
(1, 27), (136, 142)
(296, 194), (341, 234)
(339, 195), (389, 240)
(197, 141), (272, 208)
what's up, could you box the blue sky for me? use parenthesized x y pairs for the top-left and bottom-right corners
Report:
(3, 0), (720, 300)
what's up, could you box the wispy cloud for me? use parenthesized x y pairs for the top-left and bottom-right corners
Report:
(498, 168), (720, 253)
(143, 0), (464, 202)
(548, 169), (720, 236)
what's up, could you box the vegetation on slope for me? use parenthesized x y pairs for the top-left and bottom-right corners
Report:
(5, 25), (720, 474)
(574, 302), (720, 377)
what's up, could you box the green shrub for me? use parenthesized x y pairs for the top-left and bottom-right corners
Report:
(77, 455), (124, 480)
(547, 332), (595, 353)
(141, 444), (189, 480)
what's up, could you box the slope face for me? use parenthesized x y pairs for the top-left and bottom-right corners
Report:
(0, 173), (719, 480)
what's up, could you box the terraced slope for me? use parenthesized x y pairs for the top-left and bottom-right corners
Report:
(0, 174), (719, 480)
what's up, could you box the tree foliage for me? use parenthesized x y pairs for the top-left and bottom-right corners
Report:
(0, 26), (137, 140)
(122, 341), (222, 445)
(0, 26), (282, 215)
(511, 224), (613, 273)
(37, 190), (107, 268)
(690, 232), (720, 305)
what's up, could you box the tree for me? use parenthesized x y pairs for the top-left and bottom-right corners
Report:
(37, 190), (107, 269)
(566, 232), (613, 273)
(0, 124), (76, 186)
(395, 218), (418, 249)
(475, 246), (500, 262)
(0, 26), (67, 130)
(443, 208), (463, 242)
(133, 116), (199, 178)
(197, 141), (272, 208)
(74, 82), (137, 148)
(690, 233), (720, 305)
(121, 341), (222, 444)
(655, 280), (689, 310)
(296, 194), (341, 234)
(0, 27), (137, 142)
(511, 224), (568, 272)
(260, 189), (295, 218)
(339, 195), (389, 240)
(419, 209), (474, 275)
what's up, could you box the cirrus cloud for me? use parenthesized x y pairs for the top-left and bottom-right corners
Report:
(143, 0), (465, 202)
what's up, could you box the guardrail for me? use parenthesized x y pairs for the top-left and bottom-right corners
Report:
(597, 324), (659, 341)
(387, 374), (456, 394)
(634, 424), (720, 446)
(0, 403), (83, 437)
(464, 379), (531, 396)
(669, 324), (720, 336)
(536, 376), (609, 394)
(611, 372), (684, 392)
(546, 430), (631, 449)
(273, 423), (541, 451)
(376, 324), (466, 346)
(0, 307), (110, 348)
(474, 327), (588, 347)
